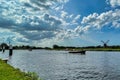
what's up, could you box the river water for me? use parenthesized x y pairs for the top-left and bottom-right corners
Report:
(0, 50), (120, 80)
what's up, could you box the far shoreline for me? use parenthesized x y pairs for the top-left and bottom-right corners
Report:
(1, 47), (120, 52)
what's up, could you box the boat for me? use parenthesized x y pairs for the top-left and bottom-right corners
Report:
(28, 48), (32, 51)
(69, 50), (86, 54)
(2, 59), (8, 63)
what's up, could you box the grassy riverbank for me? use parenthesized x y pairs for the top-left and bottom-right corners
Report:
(78, 48), (120, 51)
(0, 59), (40, 80)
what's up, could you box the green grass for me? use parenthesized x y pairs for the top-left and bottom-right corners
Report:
(0, 59), (41, 80)
(53, 47), (120, 52)
(66, 48), (120, 52)
(83, 48), (120, 51)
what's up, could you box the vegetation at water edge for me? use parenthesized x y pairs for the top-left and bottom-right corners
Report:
(0, 59), (41, 80)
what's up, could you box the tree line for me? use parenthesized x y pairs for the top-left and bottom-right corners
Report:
(0, 43), (44, 50)
(53, 44), (120, 49)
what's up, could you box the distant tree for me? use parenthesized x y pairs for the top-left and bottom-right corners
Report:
(13, 46), (19, 49)
(44, 47), (51, 50)
(96, 45), (102, 48)
(53, 44), (59, 49)
(26, 45), (31, 49)
(0, 43), (9, 49)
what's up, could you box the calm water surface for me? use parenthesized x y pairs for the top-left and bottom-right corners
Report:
(1, 50), (120, 80)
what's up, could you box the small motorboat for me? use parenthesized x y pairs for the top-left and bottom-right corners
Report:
(69, 50), (86, 54)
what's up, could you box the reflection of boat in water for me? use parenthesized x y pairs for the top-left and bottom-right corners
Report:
(28, 48), (32, 51)
(69, 50), (86, 54)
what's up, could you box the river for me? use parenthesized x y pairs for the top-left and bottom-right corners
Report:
(0, 50), (120, 80)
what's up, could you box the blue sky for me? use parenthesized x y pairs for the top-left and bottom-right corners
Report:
(0, 0), (120, 47)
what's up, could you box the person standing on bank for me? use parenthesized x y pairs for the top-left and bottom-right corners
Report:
(9, 44), (13, 56)
(2, 46), (5, 53)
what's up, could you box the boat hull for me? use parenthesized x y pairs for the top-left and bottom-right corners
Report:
(69, 51), (86, 54)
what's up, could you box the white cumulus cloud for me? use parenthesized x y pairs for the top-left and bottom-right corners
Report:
(81, 9), (120, 29)
(106, 0), (120, 7)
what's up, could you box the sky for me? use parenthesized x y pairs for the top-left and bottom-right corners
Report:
(0, 0), (120, 47)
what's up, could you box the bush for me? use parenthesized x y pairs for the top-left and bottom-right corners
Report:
(25, 72), (41, 80)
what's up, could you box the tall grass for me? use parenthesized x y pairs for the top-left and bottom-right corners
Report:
(25, 72), (41, 80)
